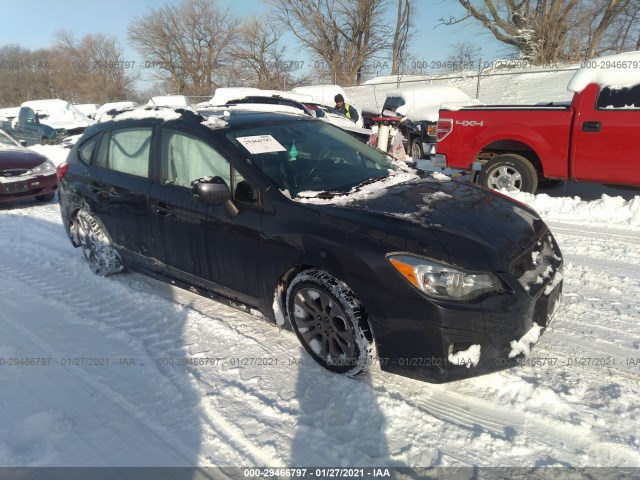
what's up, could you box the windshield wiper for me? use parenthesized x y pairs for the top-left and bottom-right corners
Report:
(351, 174), (388, 190)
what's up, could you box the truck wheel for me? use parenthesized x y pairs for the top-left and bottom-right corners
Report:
(479, 154), (538, 193)
(410, 137), (423, 159)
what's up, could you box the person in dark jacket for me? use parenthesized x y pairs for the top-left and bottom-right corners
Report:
(334, 94), (359, 124)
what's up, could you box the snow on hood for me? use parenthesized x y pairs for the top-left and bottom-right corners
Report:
(568, 51), (640, 92)
(22, 99), (94, 129)
(28, 144), (70, 167)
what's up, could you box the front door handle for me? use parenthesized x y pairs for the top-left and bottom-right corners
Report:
(151, 201), (172, 216)
(582, 121), (601, 133)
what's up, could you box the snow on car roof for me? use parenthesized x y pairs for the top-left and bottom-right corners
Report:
(99, 107), (185, 123)
(568, 51), (640, 92)
(200, 103), (306, 117)
(385, 85), (471, 122)
(148, 95), (191, 108)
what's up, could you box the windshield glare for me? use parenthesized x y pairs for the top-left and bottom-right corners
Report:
(226, 120), (394, 197)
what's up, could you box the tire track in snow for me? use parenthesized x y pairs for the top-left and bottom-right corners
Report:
(0, 256), (282, 466)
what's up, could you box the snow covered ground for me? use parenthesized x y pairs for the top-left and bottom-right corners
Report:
(0, 146), (639, 471)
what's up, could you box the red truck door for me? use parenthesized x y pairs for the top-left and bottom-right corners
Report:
(572, 83), (640, 186)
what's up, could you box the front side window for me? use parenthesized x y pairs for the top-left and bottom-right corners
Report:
(107, 128), (152, 177)
(161, 130), (231, 188)
(596, 84), (640, 110)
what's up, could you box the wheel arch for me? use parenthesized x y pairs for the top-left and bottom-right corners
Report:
(271, 263), (376, 344)
(476, 140), (543, 176)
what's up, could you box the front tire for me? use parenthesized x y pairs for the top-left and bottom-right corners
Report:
(72, 209), (123, 276)
(479, 154), (538, 193)
(286, 270), (373, 376)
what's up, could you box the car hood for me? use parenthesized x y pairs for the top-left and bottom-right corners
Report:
(0, 148), (50, 170)
(314, 177), (546, 271)
(42, 118), (92, 130)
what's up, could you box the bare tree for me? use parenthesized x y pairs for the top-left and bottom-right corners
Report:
(391, 0), (413, 75)
(446, 41), (482, 72)
(128, 0), (239, 95)
(52, 31), (137, 103)
(442, 1), (634, 65)
(599, 0), (640, 54)
(232, 17), (308, 89)
(269, 0), (390, 85)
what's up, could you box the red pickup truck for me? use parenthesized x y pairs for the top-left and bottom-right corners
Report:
(434, 53), (640, 193)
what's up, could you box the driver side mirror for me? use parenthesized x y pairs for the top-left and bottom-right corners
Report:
(191, 176), (230, 204)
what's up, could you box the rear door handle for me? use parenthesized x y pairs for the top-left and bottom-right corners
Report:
(151, 201), (172, 216)
(582, 121), (601, 133)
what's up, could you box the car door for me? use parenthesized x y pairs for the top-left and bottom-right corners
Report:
(16, 107), (41, 145)
(148, 127), (263, 306)
(572, 83), (640, 185)
(86, 126), (155, 265)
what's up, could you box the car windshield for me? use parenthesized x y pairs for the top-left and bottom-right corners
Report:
(225, 119), (394, 197)
(0, 130), (19, 148)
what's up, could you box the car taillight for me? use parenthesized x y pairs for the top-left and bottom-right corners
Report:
(56, 161), (69, 181)
(436, 119), (453, 142)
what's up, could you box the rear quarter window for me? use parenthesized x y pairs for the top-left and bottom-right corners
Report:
(77, 136), (99, 166)
(596, 84), (640, 110)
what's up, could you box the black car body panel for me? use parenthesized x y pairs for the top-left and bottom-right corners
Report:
(58, 108), (562, 382)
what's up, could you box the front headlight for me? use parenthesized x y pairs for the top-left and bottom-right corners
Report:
(30, 160), (55, 175)
(388, 254), (502, 302)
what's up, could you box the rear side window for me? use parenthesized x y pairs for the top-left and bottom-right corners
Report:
(104, 128), (152, 177)
(596, 85), (640, 110)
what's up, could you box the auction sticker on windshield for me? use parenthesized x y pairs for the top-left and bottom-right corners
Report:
(237, 135), (286, 155)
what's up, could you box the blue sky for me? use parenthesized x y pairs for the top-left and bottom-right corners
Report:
(1, 0), (509, 86)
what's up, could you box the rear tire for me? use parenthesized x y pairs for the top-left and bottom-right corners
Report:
(72, 209), (123, 276)
(479, 153), (538, 193)
(286, 269), (373, 376)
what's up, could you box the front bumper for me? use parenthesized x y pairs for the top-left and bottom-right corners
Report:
(371, 236), (563, 383)
(373, 277), (562, 383)
(0, 173), (58, 202)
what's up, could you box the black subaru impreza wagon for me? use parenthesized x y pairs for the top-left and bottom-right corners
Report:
(57, 106), (562, 382)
